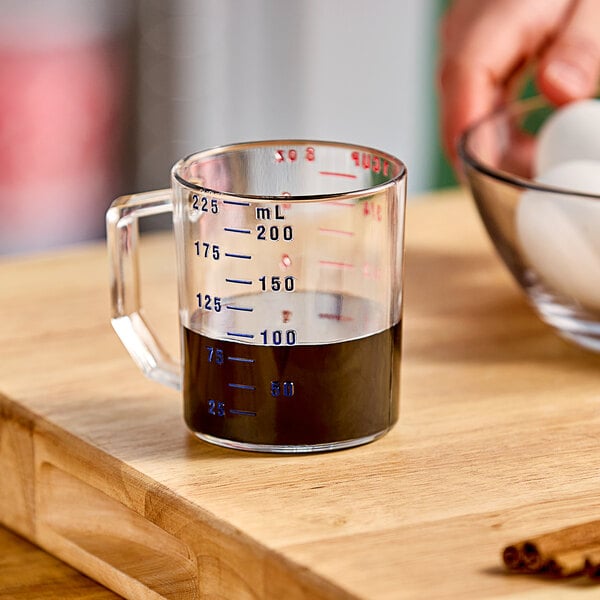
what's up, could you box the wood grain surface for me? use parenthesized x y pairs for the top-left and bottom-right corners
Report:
(0, 526), (121, 598)
(2, 189), (600, 599)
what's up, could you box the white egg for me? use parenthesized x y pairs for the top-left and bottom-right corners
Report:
(536, 99), (600, 174)
(516, 160), (600, 310)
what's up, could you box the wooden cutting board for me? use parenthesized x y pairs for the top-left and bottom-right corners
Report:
(3, 190), (600, 599)
(0, 526), (122, 599)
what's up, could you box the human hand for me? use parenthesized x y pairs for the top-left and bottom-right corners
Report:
(438, 0), (600, 167)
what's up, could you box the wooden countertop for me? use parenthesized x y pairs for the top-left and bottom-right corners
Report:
(2, 189), (600, 599)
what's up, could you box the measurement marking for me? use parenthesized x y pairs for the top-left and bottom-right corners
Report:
(227, 331), (255, 339)
(224, 227), (251, 234)
(318, 227), (355, 237)
(223, 199), (251, 206)
(226, 305), (254, 312)
(319, 171), (357, 179)
(319, 313), (354, 321)
(227, 356), (255, 363)
(226, 278), (253, 285)
(229, 409), (257, 417)
(325, 201), (355, 207)
(318, 260), (355, 270)
(225, 252), (252, 260)
(228, 383), (256, 391)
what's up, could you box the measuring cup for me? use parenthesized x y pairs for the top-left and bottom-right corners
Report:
(107, 140), (406, 453)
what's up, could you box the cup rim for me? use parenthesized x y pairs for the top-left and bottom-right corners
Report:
(458, 95), (600, 200)
(171, 139), (407, 202)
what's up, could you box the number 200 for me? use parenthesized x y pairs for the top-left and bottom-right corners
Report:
(257, 225), (293, 241)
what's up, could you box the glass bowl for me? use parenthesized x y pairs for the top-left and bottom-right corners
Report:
(459, 96), (600, 352)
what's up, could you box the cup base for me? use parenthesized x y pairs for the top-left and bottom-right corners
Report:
(191, 428), (392, 454)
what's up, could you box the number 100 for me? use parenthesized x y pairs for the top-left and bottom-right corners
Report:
(260, 329), (297, 345)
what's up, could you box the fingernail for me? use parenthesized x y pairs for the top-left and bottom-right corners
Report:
(544, 60), (590, 97)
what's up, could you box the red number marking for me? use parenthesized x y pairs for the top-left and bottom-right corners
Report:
(275, 148), (313, 163)
(363, 201), (383, 221)
(318, 313), (354, 322)
(351, 151), (390, 177)
(318, 227), (355, 237)
(319, 260), (355, 270)
(319, 171), (357, 179)
(281, 253), (292, 267)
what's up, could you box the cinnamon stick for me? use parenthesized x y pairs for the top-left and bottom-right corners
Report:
(503, 520), (600, 574)
(584, 548), (600, 579)
(545, 546), (600, 577)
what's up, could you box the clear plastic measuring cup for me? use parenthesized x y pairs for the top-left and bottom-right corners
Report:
(107, 140), (406, 453)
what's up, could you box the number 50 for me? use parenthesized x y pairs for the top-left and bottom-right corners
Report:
(271, 381), (295, 397)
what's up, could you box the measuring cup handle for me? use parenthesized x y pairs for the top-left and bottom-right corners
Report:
(106, 189), (181, 390)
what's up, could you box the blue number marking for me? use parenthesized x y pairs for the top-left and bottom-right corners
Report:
(228, 383), (256, 391)
(227, 332), (255, 339)
(270, 381), (294, 397)
(197, 294), (222, 311)
(256, 225), (294, 241)
(223, 200), (250, 206)
(259, 275), (292, 291)
(208, 399), (225, 416)
(197, 196), (218, 213)
(194, 242), (220, 259)
(226, 305), (254, 312)
(224, 227), (251, 234)
(193, 195), (218, 213)
(229, 409), (257, 416)
(260, 329), (297, 345)
(208, 399), (225, 417)
(227, 356), (255, 363)
(206, 347), (224, 364)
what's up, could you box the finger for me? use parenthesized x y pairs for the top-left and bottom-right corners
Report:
(439, 58), (499, 168)
(537, 0), (600, 104)
(439, 0), (571, 164)
(439, 1), (530, 164)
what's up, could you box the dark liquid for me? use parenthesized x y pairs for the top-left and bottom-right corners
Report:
(183, 323), (401, 448)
